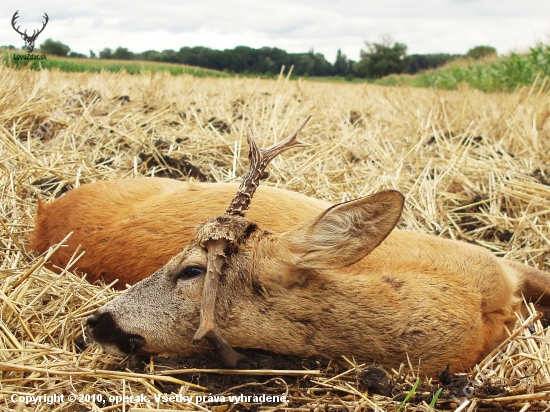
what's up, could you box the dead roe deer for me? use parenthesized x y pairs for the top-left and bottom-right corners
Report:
(35, 115), (550, 374)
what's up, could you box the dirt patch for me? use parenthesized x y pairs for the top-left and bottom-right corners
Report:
(349, 110), (364, 126)
(454, 193), (513, 243)
(358, 366), (393, 396)
(541, 311), (550, 329)
(206, 117), (231, 133)
(138, 152), (209, 181)
(113, 349), (339, 411)
(126, 349), (329, 394)
(391, 367), (506, 408)
(123, 353), (509, 409)
(31, 177), (73, 198)
(78, 89), (101, 104)
(114, 95), (130, 103)
(532, 168), (550, 186)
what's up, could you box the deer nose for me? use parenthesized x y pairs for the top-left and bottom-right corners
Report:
(86, 312), (102, 329)
(128, 335), (146, 351)
(86, 310), (146, 354)
(86, 310), (114, 337)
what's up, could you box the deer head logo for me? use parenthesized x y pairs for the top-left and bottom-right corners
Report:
(11, 11), (49, 54)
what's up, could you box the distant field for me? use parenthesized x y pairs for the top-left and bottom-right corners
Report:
(375, 42), (550, 93)
(4, 43), (550, 93)
(0, 50), (230, 77)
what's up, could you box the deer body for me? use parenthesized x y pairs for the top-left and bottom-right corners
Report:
(34, 115), (550, 375)
(89, 194), (549, 374)
(31, 177), (328, 288)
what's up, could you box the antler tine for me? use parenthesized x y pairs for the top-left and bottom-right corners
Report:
(259, 112), (312, 162)
(38, 13), (49, 34)
(225, 113), (312, 216)
(31, 13), (49, 38)
(11, 11), (24, 36)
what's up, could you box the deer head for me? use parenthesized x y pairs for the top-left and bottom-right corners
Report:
(12, 11), (49, 54)
(189, 114), (313, 365)
(86, 115), (404, 367)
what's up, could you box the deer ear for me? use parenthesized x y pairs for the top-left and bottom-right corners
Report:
(281, 190), (404, 270)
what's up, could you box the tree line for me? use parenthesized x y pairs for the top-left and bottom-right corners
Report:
(4, 38), (497, 79)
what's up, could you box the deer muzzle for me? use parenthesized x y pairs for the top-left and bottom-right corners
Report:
(86, 310), (146, 356)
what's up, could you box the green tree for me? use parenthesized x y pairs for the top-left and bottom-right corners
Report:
(139, 50), (161, 61)
(261, 56), (276, 74)
(258, 47), (290, 74)
(333, 49), (352, 76)
(39, 39), (70, 56)
(112, 47), (134, 60)
(313, 50), (332, 76)
(68, 51), (87, 58)
(354, 37), (408, 78)
(406, 53), (460, 74)
(466, 45), (497, 60)
(290, 53), (313, 76)
(99, 48), (112, 59)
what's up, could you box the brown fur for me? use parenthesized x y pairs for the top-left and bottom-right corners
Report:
(83, 183), (550, 376)
(31, 177), (328, 289)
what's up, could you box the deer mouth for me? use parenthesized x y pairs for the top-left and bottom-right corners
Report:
(86, 310), (146, 355)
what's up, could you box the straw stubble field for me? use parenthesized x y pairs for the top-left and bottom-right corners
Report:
(0, 66), (549, 411)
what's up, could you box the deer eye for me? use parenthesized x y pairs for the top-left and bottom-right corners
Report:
(177, 266), (206, 280)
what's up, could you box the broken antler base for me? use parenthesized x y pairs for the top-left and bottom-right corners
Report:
(193, 233), (246, 367)
(199, 327), (247, 368)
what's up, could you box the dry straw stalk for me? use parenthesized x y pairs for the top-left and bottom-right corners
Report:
(0, 65), (549, 411)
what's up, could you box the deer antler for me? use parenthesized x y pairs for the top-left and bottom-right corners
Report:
(34, 13), (49, 39)
(11, 11), (25, 37)
(11, 11), (49, 41)
(226, 114), (312, 216)
(193, 114), (312, 367)
(193, 234), (246, 367)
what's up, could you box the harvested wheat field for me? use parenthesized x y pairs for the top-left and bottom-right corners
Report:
(0, 65), (549, 411)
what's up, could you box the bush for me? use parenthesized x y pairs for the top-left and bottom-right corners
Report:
(68, 51), (87, 59)
(112, 47), (135, 60)
(375, 42), (550, 93)
(466, 46), (497, 60)
(333, 49), (352, 76)
(406, 54), (460, 74)
(40, 39), (70, 56)
(99, 48), (112, 59)
(354, 37), (408, 79)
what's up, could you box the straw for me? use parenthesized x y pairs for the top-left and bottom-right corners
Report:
(1, 65), (549, 410)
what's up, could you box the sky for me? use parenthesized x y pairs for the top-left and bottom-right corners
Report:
(1, 0), (549, 63)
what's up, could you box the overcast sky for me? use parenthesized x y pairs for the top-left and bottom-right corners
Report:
(1, 0), (549, 62)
